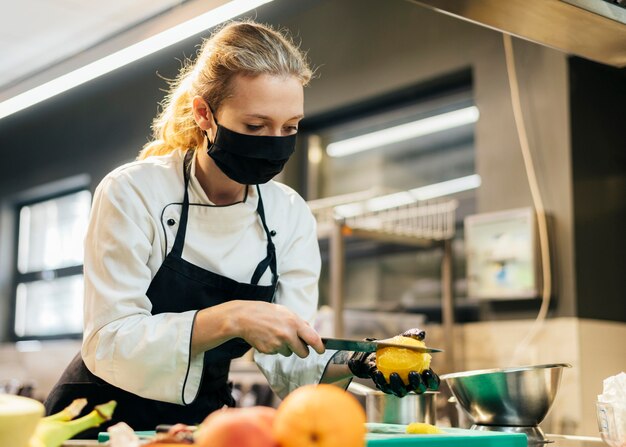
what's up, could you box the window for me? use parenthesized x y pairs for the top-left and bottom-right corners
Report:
(13, 189), (91, 339)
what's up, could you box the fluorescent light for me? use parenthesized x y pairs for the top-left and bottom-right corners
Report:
(363, 191), (414, 212)
(326, 106), (480, 157)
(409, 174), (481, 201)
(0, 0), (273, 120)
(334, 174), (481, 217)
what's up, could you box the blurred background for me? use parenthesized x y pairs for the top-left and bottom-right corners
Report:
(0, 0), (624, 438)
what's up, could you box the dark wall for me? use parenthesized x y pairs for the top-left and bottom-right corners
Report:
(570, 57), (626, 323)
(0, 39), (188, 197)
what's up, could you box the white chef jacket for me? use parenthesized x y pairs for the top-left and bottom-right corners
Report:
(81, 149), (337, 405)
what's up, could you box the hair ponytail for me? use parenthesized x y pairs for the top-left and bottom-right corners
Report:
(139, 20), (312, 160)
(138, 70), (204, 159)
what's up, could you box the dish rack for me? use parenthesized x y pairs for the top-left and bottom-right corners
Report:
(307, 191), (459, 371)
(310, 195), (457, 243)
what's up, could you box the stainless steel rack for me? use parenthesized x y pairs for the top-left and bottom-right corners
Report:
(308, 192), (458, 371)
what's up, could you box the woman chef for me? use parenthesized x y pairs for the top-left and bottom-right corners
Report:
(44, 21), (438, 434)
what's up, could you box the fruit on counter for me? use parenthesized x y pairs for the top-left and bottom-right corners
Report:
(194, 406), (277, 447)
(0, 394), (45, 447)
(239, 405), (277, 431)
(405, 422), (444, 434)
(273, 384), (366, 447)
(29, 399), (117, 447)
(145, 439), (193, 447)
(376, 335), (432, 382)
(144, 444), (193, 446)
(141, 422), (195, 445)
(152, 423), (196, 444)
(41, 398), (87, 422)
(149, 385), (366, 447)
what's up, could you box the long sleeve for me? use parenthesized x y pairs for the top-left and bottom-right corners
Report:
(81, 168), (203, 405)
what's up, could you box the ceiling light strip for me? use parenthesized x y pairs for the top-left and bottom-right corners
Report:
(0, 0), (272, 120)
(410, 173), (481, 201)
(334, 174), (481, 217)
(326, 105), (480, 157)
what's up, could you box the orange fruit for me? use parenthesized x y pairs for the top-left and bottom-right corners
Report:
(376, 335), (432, 382)
(273, 384), (366, 447)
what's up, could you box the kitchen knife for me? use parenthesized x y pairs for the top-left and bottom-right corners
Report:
(322, 337), (443, 353)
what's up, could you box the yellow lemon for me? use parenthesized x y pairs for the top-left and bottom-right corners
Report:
(376, 335), (432, 382)
(406, 422), (443, 434)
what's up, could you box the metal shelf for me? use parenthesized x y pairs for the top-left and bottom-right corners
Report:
(308, 192), (459, 372)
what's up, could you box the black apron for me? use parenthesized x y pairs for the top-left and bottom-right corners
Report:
(44, 150), (278, 436)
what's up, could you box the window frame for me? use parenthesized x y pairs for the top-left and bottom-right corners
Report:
(9, 175), (91, 341)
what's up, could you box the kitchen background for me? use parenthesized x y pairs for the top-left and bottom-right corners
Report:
(0, 0), (624, 438)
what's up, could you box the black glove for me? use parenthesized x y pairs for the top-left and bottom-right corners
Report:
(347, 329), (440, 398)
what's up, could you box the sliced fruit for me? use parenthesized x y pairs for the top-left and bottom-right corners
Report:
(406, 422), (443, 434)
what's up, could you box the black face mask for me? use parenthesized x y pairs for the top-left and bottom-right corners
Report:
(205, 121), (296, 185)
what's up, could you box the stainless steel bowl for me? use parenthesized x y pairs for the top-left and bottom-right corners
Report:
(364, 390), (438, 425)
(348, 382), (437, 425)
(441, 363), (571, 427)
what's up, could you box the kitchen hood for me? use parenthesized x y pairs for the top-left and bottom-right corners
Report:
(409, 0), (626, 67)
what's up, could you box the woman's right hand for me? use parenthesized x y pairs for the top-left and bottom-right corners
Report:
(192, 300), (325, 358)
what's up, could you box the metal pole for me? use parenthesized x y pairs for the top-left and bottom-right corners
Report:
(330, 219), (345, 337)
(441, 238), (455, 373)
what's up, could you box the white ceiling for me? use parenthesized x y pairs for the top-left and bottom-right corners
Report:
(0, 0), (184, 92)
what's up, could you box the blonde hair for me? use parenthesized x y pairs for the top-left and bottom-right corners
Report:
(139, 20), (312, 159)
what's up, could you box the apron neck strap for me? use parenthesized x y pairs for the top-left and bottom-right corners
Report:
(173, 151), (278, 289)
(170, 150), (194, 258)
(250, 184), (278, 288)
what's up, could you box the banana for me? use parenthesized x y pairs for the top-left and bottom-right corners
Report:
(41, 398), (87, 423)
(29, 400), (116, 447)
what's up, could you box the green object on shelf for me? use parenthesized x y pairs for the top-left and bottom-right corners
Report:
(366, 426), (527, 446)
(96, 430), (156, 442)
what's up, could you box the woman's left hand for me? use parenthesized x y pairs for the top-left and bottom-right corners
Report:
(347, 329), (440, 397)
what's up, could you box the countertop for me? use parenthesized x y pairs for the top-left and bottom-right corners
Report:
(542, 434), (607, 447)
(62, 433), (609, 446)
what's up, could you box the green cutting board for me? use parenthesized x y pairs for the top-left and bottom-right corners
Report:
(96, 425), (526, 446)
(366, 425), (527, 447)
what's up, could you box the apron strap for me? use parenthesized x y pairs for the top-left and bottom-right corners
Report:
(170, 149), (194, 258)
(250, 185), (278, 288)
(172, 152), (277, 289)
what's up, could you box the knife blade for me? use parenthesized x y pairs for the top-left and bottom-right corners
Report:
(322, 337), (443, 353)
